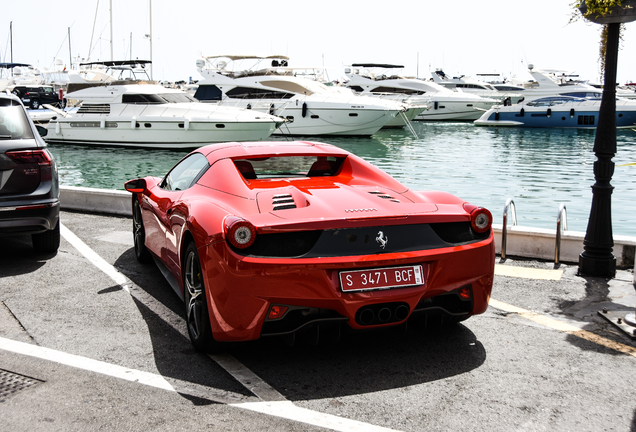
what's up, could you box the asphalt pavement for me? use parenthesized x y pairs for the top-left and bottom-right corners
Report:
(0, 210), (635, 432)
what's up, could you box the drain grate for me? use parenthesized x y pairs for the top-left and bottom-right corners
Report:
(0, 369), (43, 402)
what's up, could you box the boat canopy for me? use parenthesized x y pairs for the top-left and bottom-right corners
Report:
(351, 63), (404, 68)
(204, 55), (289, 61)
(0, 62), (32, 69)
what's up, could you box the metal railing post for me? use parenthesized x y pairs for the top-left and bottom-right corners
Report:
(555, 204), (568, 266)
(501, 198), (517, 261)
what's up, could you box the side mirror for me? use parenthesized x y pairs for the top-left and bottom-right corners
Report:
(35, 125), (48, 137)
(124, 178), (147, 193)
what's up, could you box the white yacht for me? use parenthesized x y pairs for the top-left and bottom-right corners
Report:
(343, 64), (499, 121)
(193, 55), (406, 136)
(430, 69), (525, 104)
(43, 82), (284, 148)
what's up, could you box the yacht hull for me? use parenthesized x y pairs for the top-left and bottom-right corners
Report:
(215, 102), (398, 136)
(475, 104), (636, 128)
(45, 118), (279, 148)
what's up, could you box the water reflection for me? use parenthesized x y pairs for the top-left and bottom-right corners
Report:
(47, 122), (636, 236)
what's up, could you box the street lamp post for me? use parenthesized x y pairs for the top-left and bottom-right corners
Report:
(578, 21), (620, 278)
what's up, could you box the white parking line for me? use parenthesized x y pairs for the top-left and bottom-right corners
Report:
(60, 223), (132, 292)
(58, 222), (400, 431)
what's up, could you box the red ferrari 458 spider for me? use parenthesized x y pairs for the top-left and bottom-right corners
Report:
(125, 141), (494, 351)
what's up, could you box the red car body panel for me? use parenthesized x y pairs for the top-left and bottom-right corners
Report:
(128, 141), (495, 343)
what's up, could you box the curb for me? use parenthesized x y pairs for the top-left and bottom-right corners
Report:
(59, 185), (636, 268)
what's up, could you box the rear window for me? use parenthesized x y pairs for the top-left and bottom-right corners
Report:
(233, 156), (345, 179)
(0, 101), (34, 140)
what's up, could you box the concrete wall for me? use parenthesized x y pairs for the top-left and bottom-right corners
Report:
(60, 186), (636, 268)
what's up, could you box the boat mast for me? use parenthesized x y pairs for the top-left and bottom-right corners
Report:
(109, 0), (113, 61)
(88, 0), (99, 62)
(148, 0), (153, 80)
(68, 27), (72, 69)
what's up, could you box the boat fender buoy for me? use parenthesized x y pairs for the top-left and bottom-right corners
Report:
(570, 108), (575, 118)
(184, 119), (190, 131)
(302, 102), (308, 118)
(547, 108), (552, 118)
(520, 108), (524, 117)
(269, 104), (274, 115)
(494, 112), (500, 121)
(55, 121), (61, 135)
(247, 104), (251, 110)
(434, 101), (438, 110)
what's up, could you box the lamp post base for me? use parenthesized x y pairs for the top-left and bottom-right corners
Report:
(579, 253), (616, 278)
(597, 309), (636, 340)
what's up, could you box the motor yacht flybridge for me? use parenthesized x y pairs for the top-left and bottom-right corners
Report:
(344, 63), (499, 121)
(43, 82), (284, 148)
(193, 55), (414, 136)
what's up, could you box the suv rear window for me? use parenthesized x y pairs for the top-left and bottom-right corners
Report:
(0, 100), (35, 139)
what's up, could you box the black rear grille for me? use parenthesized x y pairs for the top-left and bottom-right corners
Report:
(232, 230), (323, 257)
(430, 222), (489, 244)
(231, 222), (489, 258)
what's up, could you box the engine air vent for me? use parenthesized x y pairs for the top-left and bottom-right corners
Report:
(368, 190), (400, 203)
(272, 193), (297, 211)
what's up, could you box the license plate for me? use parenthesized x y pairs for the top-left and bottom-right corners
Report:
(340, 265), (424, 292)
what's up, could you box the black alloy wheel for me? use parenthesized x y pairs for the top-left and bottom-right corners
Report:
(184, 242), (216, 352)
(132, 199), (151, 263)
(30, 99), (40, 109)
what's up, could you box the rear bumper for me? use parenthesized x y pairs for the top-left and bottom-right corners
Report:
(201, 236), (495, 342)
(0, 200), (60, 236)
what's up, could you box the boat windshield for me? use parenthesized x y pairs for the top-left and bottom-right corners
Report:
(122, 93), (198, 104)
(559, 91), (602, 100)
(525, 96), (583, 107)
(0, 99), (34, 140)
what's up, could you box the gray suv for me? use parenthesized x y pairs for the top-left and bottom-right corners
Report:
(0, 92), (60, 252)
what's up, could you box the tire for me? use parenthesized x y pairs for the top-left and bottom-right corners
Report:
(32, 220), (60, 253)
(11, 89), (21, 98)
(30, 99), (40, 109)
(183, 242), (216, 352)
(132, 199), (152, 263)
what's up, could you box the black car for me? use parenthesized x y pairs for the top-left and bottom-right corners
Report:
(10, 85), (64, 109)
(0, 93), (60, 252)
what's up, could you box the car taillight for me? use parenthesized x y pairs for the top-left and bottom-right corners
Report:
(469, 207), (492, 234)
(6, 149), (53, 165)
(225, 216), (257, 249)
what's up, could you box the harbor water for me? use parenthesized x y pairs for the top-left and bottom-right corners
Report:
(47, 121), (636, 237)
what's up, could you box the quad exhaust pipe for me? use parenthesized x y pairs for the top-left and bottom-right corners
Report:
(356, 302), (410, 326)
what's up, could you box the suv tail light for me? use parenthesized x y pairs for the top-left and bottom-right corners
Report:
(6, 149), (53, 165)
(6, 149), (54, 181)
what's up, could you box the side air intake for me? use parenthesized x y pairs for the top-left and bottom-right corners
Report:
(368, 190), (400, 203)
(272, 194), (297, 211)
